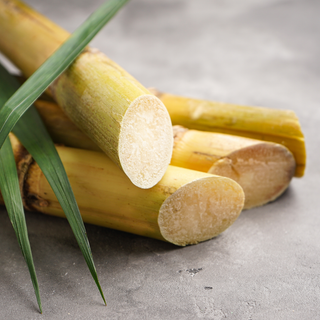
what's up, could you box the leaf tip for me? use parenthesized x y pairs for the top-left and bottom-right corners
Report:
(101, 293), (107, 306)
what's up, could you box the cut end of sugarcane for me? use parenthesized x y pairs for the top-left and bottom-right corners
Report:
(158, 176), (244, 246)
(208, 143), (296, 209)
(119, 94), (173, 189)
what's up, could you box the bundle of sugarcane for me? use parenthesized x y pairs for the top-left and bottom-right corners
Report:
(0, 0), (247, 251)
(0, 0), (305, 231)
(0, 0), (307, 313)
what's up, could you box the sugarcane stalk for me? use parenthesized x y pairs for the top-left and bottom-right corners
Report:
(149, 89), (306, 178)
(0, 0), (173, 189)
(33, 99), (295, 209)
(172, 126), (295, 209)
(7, 134), (244, 246)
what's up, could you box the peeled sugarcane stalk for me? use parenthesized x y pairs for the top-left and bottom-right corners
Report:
(6, 134), (244, 246)
(33, 99), (295, 209)
(0, 0), (173, 189)
(149, 89), (306, 178)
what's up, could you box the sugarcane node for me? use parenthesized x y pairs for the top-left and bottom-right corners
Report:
(8, 134), (34, 210)
(24, 161), (50, 211)
(172, 125), (188, 145)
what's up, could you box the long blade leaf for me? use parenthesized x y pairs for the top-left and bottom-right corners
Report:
(0, 135), (42, 313)
(0, 0), (129, 150)
(0, 0), (129, 305)
(0, 66), (106, 303)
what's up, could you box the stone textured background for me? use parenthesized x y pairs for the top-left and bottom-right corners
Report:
(0, 0), (319, 319)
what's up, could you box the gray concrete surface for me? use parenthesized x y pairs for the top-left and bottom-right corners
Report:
(0, 0), (319, 319)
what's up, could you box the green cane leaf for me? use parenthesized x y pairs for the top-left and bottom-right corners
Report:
(0, 63), (107, 304)
(0, 0), (129, 150)
(0, 135), (42, 313)
(0, 0), (129, 306)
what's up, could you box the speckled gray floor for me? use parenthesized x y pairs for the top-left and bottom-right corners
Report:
(0, 0), (319, 319)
